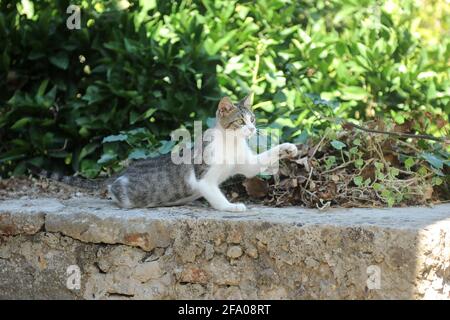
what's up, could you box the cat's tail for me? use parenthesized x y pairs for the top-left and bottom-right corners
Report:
(28, 164), (109, 190)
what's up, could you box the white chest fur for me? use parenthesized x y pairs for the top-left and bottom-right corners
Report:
(203, 129), (250, 183)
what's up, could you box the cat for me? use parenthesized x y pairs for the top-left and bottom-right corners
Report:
(34, 95), (298, 212)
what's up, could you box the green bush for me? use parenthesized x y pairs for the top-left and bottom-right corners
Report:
(0, 0), (449, 177)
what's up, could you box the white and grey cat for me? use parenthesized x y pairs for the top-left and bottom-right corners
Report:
(36, 95), (298, 212)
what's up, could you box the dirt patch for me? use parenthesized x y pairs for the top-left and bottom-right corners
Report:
(0, 176), (105, 201)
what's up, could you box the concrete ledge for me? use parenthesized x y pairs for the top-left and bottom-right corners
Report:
(1, 198), (449, 299)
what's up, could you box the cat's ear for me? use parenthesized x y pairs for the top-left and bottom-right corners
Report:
(217, 97), (235, 116)
(239, 92), (253, 109)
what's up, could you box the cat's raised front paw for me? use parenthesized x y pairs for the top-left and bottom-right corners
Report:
(279, 143), (298, 158)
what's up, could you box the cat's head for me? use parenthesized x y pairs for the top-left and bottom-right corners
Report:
(216, 94), (256, 137)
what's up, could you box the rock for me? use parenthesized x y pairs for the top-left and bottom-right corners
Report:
(259, 287), (288, 299)
(134, 261), (163, 282)
(227, 246), (243, 259)
(245, 244), (258, 259)
(0, 197), (449, 300)
(179, 267), (209, 284)
(0, 199), (62, 236)
(208, 259), (241, 286)
(204, 243), (214, 260)
(213, 286), (242, 299)
(45, 203), (172, 251)
(226, 229), (242, 244)
(176, 283), (205, 299)
(304, 257), (320, 269)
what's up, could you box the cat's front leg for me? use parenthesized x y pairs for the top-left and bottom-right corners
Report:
(196, 182), (246, 212)
(237, 143), (298, 177)
(276, 143), (299, 159)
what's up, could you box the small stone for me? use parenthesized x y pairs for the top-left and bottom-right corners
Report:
(304, 257), (319, 269)
(245, 245), (258, 259)
(208, 258), (241, 286)
(213, 286), (242, 299)
(227, 246), (243, 259)
(41, 232), (59, 247)
(226, 229), (242, 244)
(259, 287), (288, 299)
(214, 242), (228, 254)
(180, 267), (209, 284)
(176, 283), (205, 299)
(204, 243), (214, 260)
(134, 260), (162, 282)
(0, 246), (11, 259)
(60, 236), (74, 247)
(257, 240), (266, 250)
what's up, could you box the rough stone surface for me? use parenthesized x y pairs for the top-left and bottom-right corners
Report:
(0, 197), (449, 299)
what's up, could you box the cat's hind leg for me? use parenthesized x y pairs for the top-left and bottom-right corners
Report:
(108, 176), (134, 208)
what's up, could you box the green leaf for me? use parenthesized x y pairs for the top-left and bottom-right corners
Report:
(340, 86), (368, 101)
(374, 162), (384, 170)
(79, 142), (100, 160)
(427, 82), (437, 100)
(330, 140), (346, 150)
(389, 167), (400, 177)
(420, 152), (444, 169)
(82, 86), (103, 105)
(430, 167), (445, 177)
(204, 30), (237, 55)
(128, 149), (148, 160)
(49, 52), (69, 70)
(102, 134), (128, 143)
(97, 153), (117, 164)
(355, 158), (364, 169)
(393, 113), (405, 124)
(353, 176), (363, 186)
(80, 159), (101, 178)
(293, 130), (309, 144)
(37, 79), (49, 97)
(11, 117), (32, 129)
(0, 151), (26, 163)
(335, 42), (347, 56)
(124, 38), (138, 53)
(130, 108), (156, 125)
(2, 50), (10, 69)
(404, 157), (415, 170)
(28, 50), (45, 60)
(387, 196), (395, 207)
(373, 183), (383, 191)
(158, 140), (175, 154)
(432, 177), (443, 186)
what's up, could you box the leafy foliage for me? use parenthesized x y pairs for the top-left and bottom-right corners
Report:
(224, 121), (450, 208)
(0, 0), (449, 182)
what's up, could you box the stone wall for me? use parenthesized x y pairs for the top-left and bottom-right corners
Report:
(1, 198), (449, 299)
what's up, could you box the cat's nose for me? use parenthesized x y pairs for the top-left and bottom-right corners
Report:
(249, 127), (256, 134)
